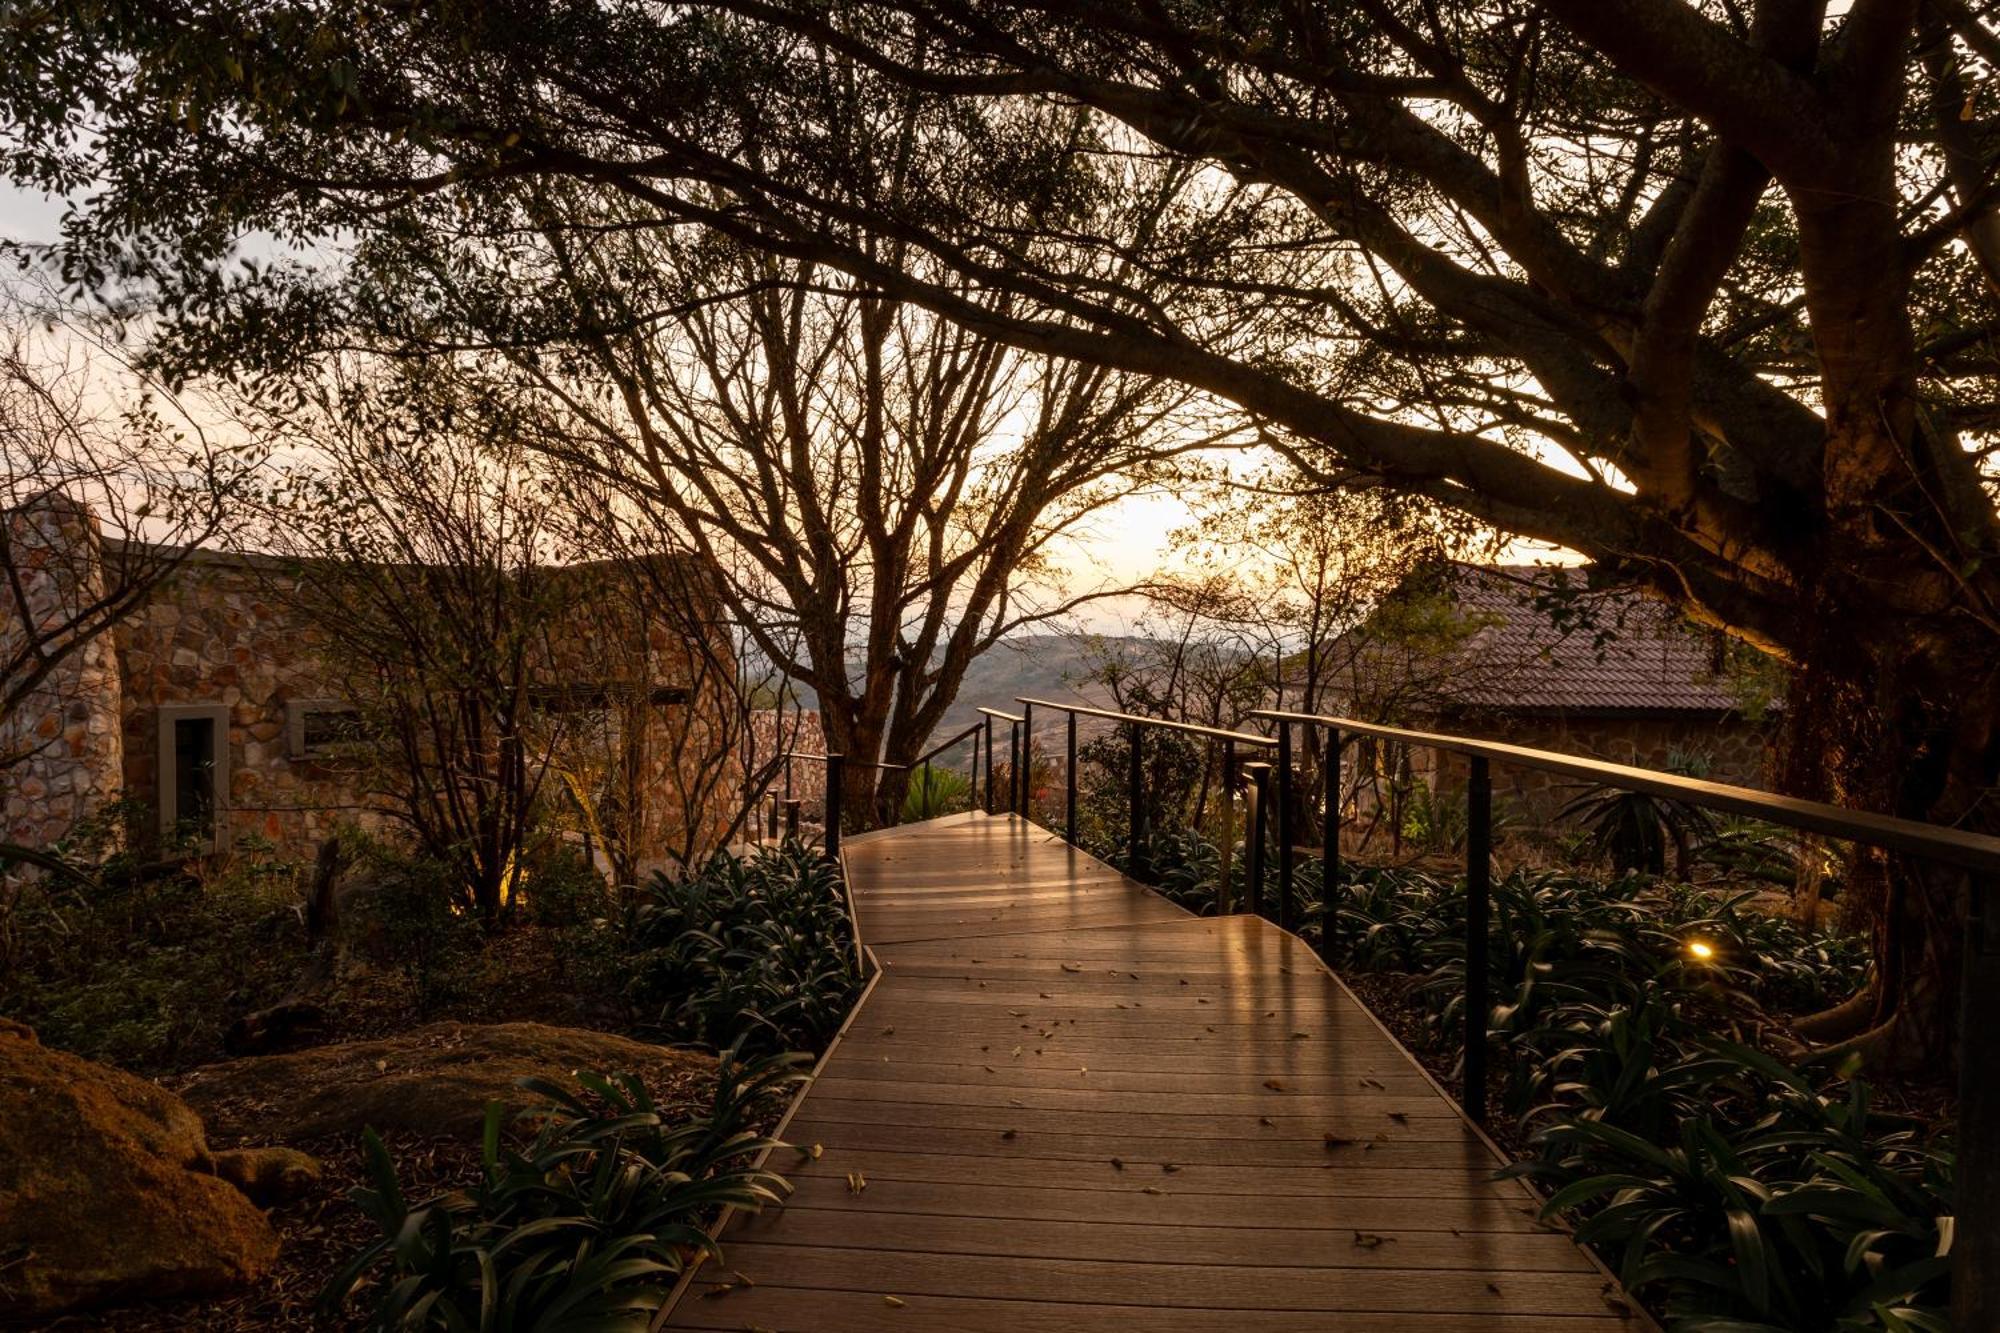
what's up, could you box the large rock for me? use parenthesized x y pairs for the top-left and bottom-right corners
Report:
(0, 1024), (280, 1318)
(179, 1021), (717, 1142)
(211, 1145), (323, 1207)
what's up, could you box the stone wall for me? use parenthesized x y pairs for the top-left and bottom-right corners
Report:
(112, 550), (369, 854)
(1, 497), (125, 848)
(6, 514), (742, 869)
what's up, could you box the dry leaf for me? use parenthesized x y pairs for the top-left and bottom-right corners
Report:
(884, 1295), (906, 1308)
(1264, 1079), (1285, 1091)
(1141, 1185), (1166, 1195)
(1353, 1231), (1393, 1249)
(846, 1171), (868, 1194)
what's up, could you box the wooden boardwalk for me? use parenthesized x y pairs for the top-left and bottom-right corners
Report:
(663, 813), (1639, 1331)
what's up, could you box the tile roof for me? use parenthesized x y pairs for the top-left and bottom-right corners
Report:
(1364, 563), (1746, 716)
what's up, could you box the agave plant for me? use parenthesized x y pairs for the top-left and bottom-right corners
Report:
(323, 1043), (807, 1331)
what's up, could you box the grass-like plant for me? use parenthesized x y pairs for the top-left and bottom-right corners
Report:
(621, 840), (861, 1056)
(901, 765), (970, 821)
(323, 1043), (807, 1331)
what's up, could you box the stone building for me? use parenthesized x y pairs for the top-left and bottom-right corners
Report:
(1328, 562), (1774, 818)
(2, 495), (742, 866)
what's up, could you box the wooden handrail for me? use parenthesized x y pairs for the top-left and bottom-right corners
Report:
(976, 705), (1026, 724)
(783, 749), (907, 772)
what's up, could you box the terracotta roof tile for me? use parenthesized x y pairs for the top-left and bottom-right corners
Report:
(1372, 563), (1745, 716)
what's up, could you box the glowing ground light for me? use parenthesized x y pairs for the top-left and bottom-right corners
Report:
(1686, 939), (1716, 960)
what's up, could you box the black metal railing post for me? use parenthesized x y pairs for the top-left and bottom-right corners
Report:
(970, 728), (981, 813)
(1244, 761), (1270, 918)
(1464, 755), (1492, 1124)
(1220, 738), (1236, 915)
(1276, 720), (1295, 932)
(1021, 701), (1034, 821)
(1127, 722), (1149, 881)
(1009, 720), (1022, 817)
(983, 715), (995, 815)
(1956, 883), (2000, 1329)
(1323, 728), (1341, 962)
(824, 752), (845, 860)
(1065, 709), (1078, 846)
(767, 790), (780, 842)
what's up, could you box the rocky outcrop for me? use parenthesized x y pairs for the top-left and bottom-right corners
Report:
(180, 1020), (717, 1142)
(0, 1023), (280, 1318)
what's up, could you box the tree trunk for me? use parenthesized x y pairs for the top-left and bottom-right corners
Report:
(1784, 613), (2000, 1076)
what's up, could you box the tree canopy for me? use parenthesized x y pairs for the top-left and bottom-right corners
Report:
(6, 0), (1999, 1058)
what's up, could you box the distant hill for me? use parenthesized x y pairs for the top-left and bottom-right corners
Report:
(767, 633), (1156, 750)
(933, 634), (1149, 740)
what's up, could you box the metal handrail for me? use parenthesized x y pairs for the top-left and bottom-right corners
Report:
(1252, 709), (2000, 874)
(910, 721), (982, 770)
(783, 749), (906, 772)
(1018, 696), (1276, 747)
(1011, 695), (1273, 893)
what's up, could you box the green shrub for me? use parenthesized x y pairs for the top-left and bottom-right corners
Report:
(618, 840), (861, 1056)
(902, 765), (971, 821)
(325, 1044), (806, 1330)
(0, 849), (307, 1071)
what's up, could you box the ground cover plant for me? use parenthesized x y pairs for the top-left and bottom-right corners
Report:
(608, 839), (863, 1057)
(323, 1045), (807, 1330)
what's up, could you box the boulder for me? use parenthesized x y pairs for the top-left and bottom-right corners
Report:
(180, 1021), (717, 1142)
(0, 1023), (280, 1318)
(211, 1146), (323, 1207)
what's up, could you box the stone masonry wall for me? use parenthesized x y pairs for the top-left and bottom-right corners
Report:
(1, 497), (125, 848)
(8, 521), (742, 869)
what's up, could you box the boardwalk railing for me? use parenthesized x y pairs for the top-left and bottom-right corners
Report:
(948, 694), (1997, 1328)
(1014, 697), (1275, 901)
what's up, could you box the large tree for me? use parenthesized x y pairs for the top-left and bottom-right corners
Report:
(7, 0), (1999, 1065)
(343, 197), (1202, 826)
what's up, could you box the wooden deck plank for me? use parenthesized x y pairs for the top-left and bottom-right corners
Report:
(671, 1289), (1631, 1332)
(659, 813), (1640, 1330)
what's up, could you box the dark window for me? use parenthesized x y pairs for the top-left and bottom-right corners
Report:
(300, 707), (366, 753)
(172, 716), (216, 841)
(157, 704), (230, 848)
